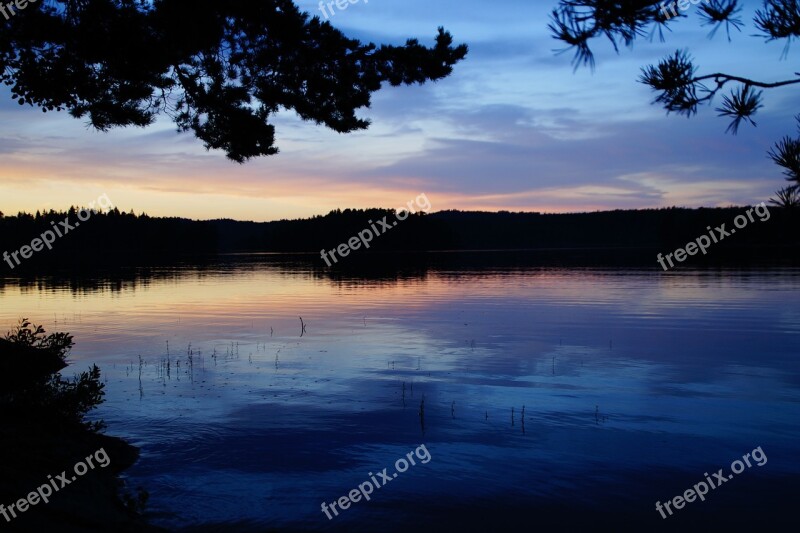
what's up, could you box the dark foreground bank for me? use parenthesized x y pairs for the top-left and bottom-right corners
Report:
(0, 325), (161, 532)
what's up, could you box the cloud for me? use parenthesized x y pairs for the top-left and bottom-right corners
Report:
(0, 1), (797, 219)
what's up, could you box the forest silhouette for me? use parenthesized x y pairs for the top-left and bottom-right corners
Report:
(1, 206), (797, 270)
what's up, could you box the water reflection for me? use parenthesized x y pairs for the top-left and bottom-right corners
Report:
(0, 255), (798, 531)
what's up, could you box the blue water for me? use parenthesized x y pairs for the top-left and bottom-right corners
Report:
(1, 259), (798, 531)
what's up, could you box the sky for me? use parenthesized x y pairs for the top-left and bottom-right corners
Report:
(0, 0), (797, 222)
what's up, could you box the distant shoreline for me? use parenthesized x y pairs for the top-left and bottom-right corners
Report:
(1, 206), (798, 273)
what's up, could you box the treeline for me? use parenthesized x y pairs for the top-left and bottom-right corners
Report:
(0, 207), (216, 266)
(0, 206), (798, 269)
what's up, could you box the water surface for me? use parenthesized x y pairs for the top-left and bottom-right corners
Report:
(1, 256), (798, 531)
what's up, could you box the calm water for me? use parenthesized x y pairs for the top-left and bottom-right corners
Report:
(2, 256), (799, 531)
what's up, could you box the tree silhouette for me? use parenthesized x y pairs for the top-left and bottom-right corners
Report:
(0, 1), (467, 162)
(770, 185), (800, 208)
(549, 0), (800, 196)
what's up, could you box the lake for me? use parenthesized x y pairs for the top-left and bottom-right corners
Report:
(1, 254), (798, 531)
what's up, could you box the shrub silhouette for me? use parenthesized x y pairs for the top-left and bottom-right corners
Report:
(0, 319), (105, 432)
